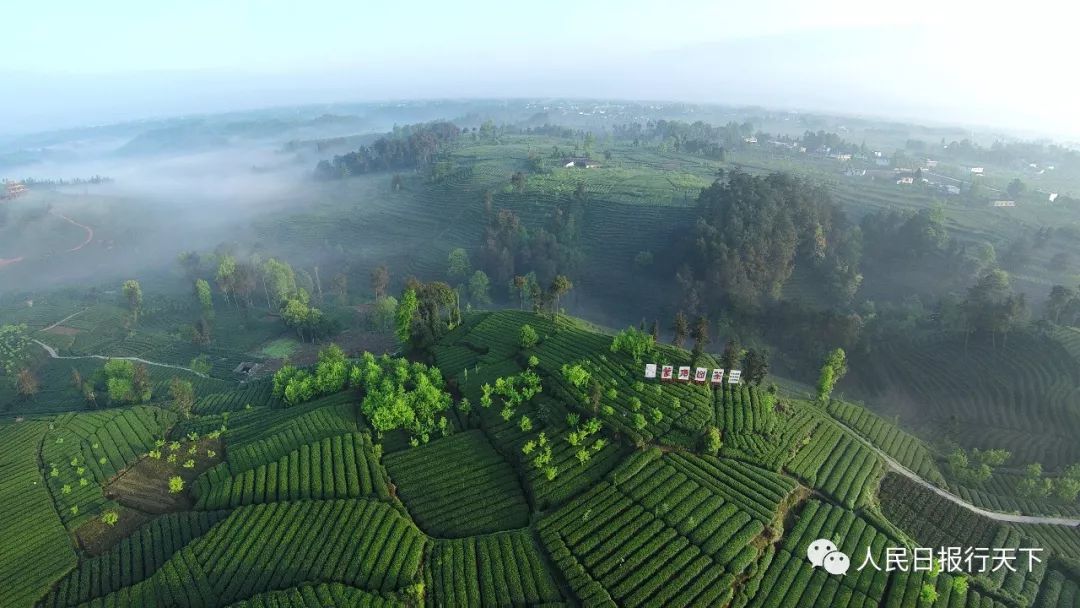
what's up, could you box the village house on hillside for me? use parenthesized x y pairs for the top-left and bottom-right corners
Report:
(1, 180), (28, 200)
(562, 157), (600, 169)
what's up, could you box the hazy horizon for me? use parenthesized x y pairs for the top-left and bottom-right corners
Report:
(3, 0), (1079, 140)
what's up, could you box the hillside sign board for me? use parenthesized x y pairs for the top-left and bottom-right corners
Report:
(646, 364), (741, 385)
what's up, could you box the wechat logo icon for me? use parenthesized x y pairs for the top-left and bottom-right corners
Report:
(807, 539), (850, 575)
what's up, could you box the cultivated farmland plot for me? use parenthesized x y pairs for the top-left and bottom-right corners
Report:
(384, 429), (530, 537)
(4, 310), (1080, 607)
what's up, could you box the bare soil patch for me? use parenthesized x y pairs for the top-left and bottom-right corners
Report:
(105, 438), (222, 514)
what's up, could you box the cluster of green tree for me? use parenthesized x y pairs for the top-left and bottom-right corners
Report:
(479, 189), (584, 291)
(1043, 284), (1080, 326)
(940, 137), (1079, 170)
(480, 368), (542, 423)
(960, 269), (1028, 347)
(751, 300), (863, 371)
(855, 267), (1028, 355)
(355, 264), (397, 332)
(857, 207), (1013, 295)
(121, 280), (143, 327)
(168, 376), (196, 418)
(179, 250), (344, 344)
(1016, 462), (1080, 502)
(0, 323), (36, 399)
(860, 207), (949, 266)
(446, 248), (492, 309)
(565, 415), (605, 466)
(271, 344), (350, 406)
(395, 280), (461, 353)
(1000, 226), (1058, 271)
(354, 352), (452, 445)
(722, 337), (769, 386)
(270, 345), (453, 443)
(19, 175), (114, 188)
(519, 324), (539, 349)
(611, 118), (752, 156)
(946, 447), (1011, 485)
(610, 326), (655, 362)
(314, 121), (461, 179)
(523, 431), (557, 481)
(64, 362), (126, 409)
(816, 347), (848, 404)
(801, 130), (859, 154)
(100, 359), (152, 405)
(685, 171), (862, 309)
(517, 123), (579, 138)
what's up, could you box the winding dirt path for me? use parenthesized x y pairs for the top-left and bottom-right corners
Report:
(0, 209), (93, 269)
(32, 339), (209, 378)
(50, 209), (93, 251)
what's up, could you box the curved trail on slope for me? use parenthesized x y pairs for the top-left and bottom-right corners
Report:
(826, 414), (1080, 526)
(32, 339), (209, 379)
(50, 209), (94, 251)
(0, 210), (93, 269)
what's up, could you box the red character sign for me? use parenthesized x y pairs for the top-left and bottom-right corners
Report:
(677, 366), (691, 381)
(711, 369), (724, 384)
(660, 365), (674, 380)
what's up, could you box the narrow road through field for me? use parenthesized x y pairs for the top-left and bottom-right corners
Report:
(40, 309), (86, 332)
(827, 415), (1080, 527)
(32, 339), (209, 378)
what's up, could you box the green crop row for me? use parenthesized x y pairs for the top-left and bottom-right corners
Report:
(85, 500), (425, 607)
(0, 422), (78, 608)
(195, 433), (387, 509)
(383, 430), (529, 537)
(43, 511), (230, 607)
(424, 530), (562, 606)
(827, 399), (945, 485)
(539, 480), (737, 608)
(787, 421), (882, 509)
(225, 583), (403, 608)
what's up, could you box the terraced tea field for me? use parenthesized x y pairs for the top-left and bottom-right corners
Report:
(2, 310), (1079, 607)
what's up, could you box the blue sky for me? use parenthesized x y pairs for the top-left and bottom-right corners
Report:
(2, 0), (1078, 137)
